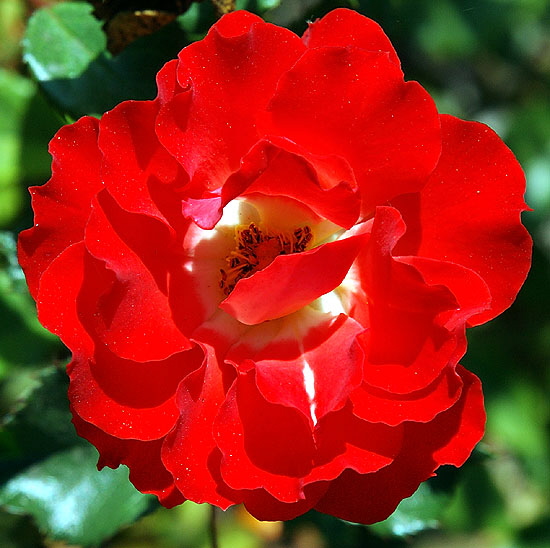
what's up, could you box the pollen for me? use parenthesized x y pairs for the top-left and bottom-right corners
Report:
(219, 223), (312, 295)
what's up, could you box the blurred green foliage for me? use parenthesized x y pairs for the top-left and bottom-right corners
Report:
(0, 0), (548, 546)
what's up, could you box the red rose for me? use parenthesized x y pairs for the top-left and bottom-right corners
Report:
(19, 9), (531, 524)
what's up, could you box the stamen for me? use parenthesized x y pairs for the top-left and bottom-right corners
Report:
(219, 222), (312, 295)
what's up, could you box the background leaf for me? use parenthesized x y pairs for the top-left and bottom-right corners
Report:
(23, 1), (191, 118)
(0, 445), (153, 547)
(369, 478), (453, 538)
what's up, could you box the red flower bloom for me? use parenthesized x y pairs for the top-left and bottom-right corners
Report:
(19, 9), (531, 524)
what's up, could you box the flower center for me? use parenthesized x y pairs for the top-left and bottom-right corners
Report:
(219, 222), (312, 295)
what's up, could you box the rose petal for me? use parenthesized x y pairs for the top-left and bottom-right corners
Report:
(156, 11), (305, 189)
(220, 230), (370, 325)
(220, 139), (360, 229)
(396, 255), (492, 330)
(303, 8), (400, 66)
(351, 365), (463, 426)
(314, 365), (485, 524)
(267, 46), (441, 214)
(98, 99), (186, 224)
(236, 312), (365, 424)
(306, 403), (403, 483)
(430, 365), (485, 466)
(156, 58), (187, 105)
(392, 114), (532, 325)
(84, 190), (191, 361)
(72, 415), (185, 507)
(214, 370), (315, 503)
(18, 117), (102, 297)
(35, 242), (93, 355)
(69, 346), (201, 441)
(242, 483), (328, 522)
(182, 138), (359, 230)
(162, 336), (240, 509)
(357, 207), (462, 393)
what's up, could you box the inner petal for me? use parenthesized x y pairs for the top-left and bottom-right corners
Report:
(183, 194), (351, 328)
(214, 194), (341, 295)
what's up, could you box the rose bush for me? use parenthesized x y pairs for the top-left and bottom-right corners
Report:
(18, 9), (531, 524)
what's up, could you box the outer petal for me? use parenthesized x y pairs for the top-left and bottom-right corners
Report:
(220, 230), (370, 325)
(84, 190), (191, 361)
(156, 11), (306, 189)
(69, 346), (202, 441)
(430, 366), (485, 467)
(241, 483), (328, 522)
(18, 117), (102, 297)
(72, 415), (185, 508)
(267, 46), (441, 214)
(396, 255), (491, 331)
(156, 58), (186, 105)
(392, 115), (532, 325)
(34, 242), (93, 355)
(314, 365), (485, 524)
(351, 365), (463, 426)
(307, 403), (403, 483)
(162, 333), (240, 509)
(357, 207), (462, 393)
(302, 8), (399, 66)
(214, 370), (315, 503)
(98, 99), (187, 225)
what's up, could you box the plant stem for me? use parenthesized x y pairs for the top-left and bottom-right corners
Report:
(209, 505), (219, 548)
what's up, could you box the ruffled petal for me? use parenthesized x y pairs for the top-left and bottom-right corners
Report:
(98, 99), (186, 224)
(351, 365), (463, 426)
(162, 334), (240, 508)
(229, 312), (364, 424)
(396, 255), (492, 330)
(314, 365), (484, 524)
(357, 207), (462, 393)
(303, 8), (399, 66)
(156, 58), (186, 105)
(84, 190), (191, 361)
(214, 370), (315, 503)
(242, 483), (328, 522)
(221, 139), (360, 229)
(69, 346), (201, 441)
(430, 365), (485, 467)
(18, 117), (102, 297)
(180, 138), (359, 230)
(72, 415), (185, 507)
(306, 403), (403, 483)
(156, 11), (306, 189)
(267, 46), (441, 214)
(34, 242), (93, 355)
(392, 115), (532, 325)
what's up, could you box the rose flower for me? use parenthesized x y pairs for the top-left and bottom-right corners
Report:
(19, 9), (531, 524)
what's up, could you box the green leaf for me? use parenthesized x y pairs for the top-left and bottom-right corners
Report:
(0, 367), (79, 474)
(22, 1), (192, 119)
(369, 480), (451, 538)
(237, 0), (282, 11)
(0, 71), (60, 227)
(0, 70), (33, 203)
(0, 445), (153, 547)
(23, 2), (106, 81)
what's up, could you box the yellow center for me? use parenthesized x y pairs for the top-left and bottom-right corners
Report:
(219, 222), (312, 295)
